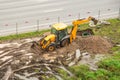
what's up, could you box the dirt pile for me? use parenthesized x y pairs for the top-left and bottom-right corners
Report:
(40, 36), (112, 61)
(40, 36), (112, 60)
(75, 36), (112, 54)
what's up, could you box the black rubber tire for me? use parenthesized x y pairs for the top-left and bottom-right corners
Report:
(47, 44), (56, 51)
(82, 31), (91, 36)
(87, 29), (94, 35)
(82, 29), (94, 37)
(77, 29), (94, 36)
(60, 39), (69, 47)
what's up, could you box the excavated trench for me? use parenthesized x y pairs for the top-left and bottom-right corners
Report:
(0, 36), (112, 80)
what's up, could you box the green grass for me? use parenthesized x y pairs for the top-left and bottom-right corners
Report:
(97, 51), (120, 80)
(78, 19), (120, 44)
(94, 19), (120, 44)
(56, 50), (120, 80)
(0, 29), (50, 42)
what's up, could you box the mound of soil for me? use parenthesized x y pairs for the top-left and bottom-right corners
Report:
(43, 36), (112, 57)
(75, 36), (112, 54)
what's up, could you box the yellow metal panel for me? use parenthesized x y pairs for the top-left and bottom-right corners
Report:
(52, 23), (67, 30)
(44, 34), (56, 41)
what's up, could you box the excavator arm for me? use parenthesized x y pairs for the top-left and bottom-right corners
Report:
(70, 16), (97, 43)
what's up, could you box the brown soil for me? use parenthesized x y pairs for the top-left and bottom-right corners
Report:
(76, 36), (112, 54)
(0, 36), (113, 80)
(45, 36), (112, 55)
(34, 35), (112, 63)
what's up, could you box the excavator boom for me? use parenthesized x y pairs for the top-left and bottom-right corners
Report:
(70, 16), (97, 43)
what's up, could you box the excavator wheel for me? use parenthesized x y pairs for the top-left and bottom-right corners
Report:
(60, 39), (69, 47)
(47, 44), (56, 51)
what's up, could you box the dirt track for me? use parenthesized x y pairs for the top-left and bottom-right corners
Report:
(0, 36), (112, 80)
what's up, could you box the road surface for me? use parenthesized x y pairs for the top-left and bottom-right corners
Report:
(0, 0), (120, 36)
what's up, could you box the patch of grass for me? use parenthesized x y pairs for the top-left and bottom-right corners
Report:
(111, 46), (120, 52)
(0, 29), (50, 42)
(77, 19), (120, 44)
(69, 65), (111, 80)
(56, 47), (120, 80)
(98, 51), (120, 71)
(42, 75), (56, 80)
(60, 65), (112, 80)
(46, 77), (56, 80)
(57, 68), (69, 79)
(69, 65), (90, 80)
(69, 65), (89, 77)
(95, 19), (120, 43)
(97, 51), (120, 80)
(86, 69), (111, 80)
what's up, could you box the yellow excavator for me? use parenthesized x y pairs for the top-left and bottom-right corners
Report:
(31, 16), (98, 52)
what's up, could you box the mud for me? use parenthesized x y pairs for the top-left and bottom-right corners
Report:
(0, 36), (112, 80)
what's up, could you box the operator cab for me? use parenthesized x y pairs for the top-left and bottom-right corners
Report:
(51, 23), (68, 43)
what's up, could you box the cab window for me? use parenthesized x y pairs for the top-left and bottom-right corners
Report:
(58, 28), (68, 40)
(51, 28), (57, 34)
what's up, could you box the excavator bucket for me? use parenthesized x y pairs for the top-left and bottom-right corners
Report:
(89, 19), (98, 27)
(30, 41), (44, 54)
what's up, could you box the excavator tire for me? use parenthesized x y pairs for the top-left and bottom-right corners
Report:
(77, 28), (94, 36)
(47, 44), (56, 51)
(60, 39), (69, 47)
(30, 41), (44, 54)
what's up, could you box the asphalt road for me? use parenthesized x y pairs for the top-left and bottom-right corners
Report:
(0, 0), (120, 36)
